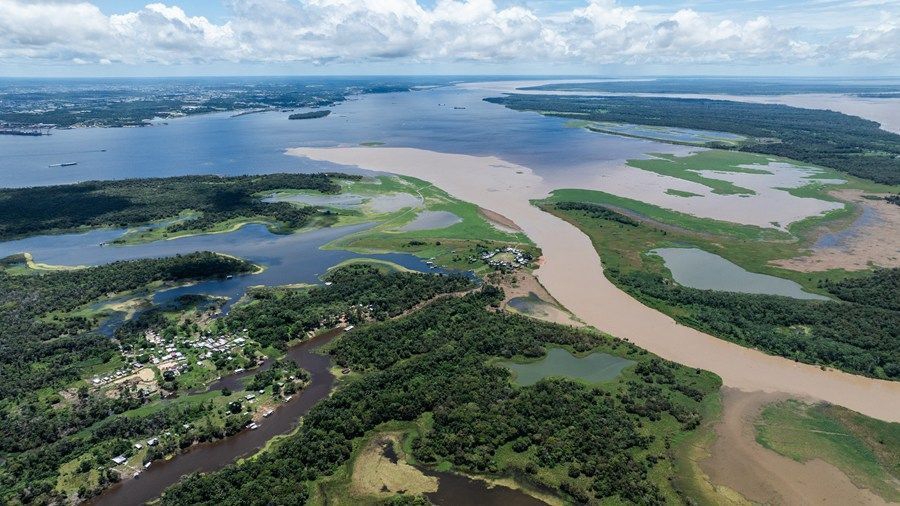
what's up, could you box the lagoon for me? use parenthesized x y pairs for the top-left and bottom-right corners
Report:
(652, 247), (829, 300)
(503, 348), (634, 387)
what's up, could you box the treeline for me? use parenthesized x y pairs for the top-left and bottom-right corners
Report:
(615, 270), (899, 379)
(821, 268), (899, 312)
(0, 252), (253, 400)
(160, 288), (719, 505)
(288, 110), (331, 120)
(555, 201), (638, 226)
(0, 173), (359, 241)
(226, 264), (473, 348)
(486, 94), (900, 185)
(522, 79), (900, 96)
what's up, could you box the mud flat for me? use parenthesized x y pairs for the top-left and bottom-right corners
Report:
(772, 189), (900, 272)
(289, 146), (900, 422)
(701, 389), (888, 505)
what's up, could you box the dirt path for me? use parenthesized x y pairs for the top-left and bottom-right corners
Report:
(701, 389), (888, 505)
(288, 146), (900, 423)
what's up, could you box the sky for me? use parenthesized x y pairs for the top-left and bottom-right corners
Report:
(0, 0), (898, 77)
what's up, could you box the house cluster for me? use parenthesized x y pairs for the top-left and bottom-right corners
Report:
(90, 367), (136, 387)
(478, 247), (531, 271)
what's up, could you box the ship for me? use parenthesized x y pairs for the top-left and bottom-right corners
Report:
(48, 162), (78, 167)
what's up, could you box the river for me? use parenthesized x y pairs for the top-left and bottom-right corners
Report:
(91, 328), (341, 506)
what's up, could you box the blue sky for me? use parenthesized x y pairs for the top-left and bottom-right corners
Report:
(1, 0), (897, 77)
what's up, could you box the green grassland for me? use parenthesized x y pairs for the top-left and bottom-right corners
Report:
(541, 186), (867, 289)
(321, 175), (534, 273)
(756, 400), (900, 501)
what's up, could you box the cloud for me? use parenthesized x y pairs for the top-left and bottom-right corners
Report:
(0, 0), (895, 67)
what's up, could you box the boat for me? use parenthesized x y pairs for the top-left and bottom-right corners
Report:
(48, 162), (78, 167)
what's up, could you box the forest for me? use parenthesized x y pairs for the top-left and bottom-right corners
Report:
(0, 252), (253, 401)
(160, 287), (720, 505)
(548, 202), (900, 380)
(227, 264), (473, 349)
(288, 110), (331, 120)
(522, 79), (900, 96)
(0, 263), (474, 504)
(0, 173), (358, 241)
(486, 94), (900, 184)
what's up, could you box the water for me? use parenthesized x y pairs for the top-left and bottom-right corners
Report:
(0, 84), (680, 189)
(398, 210), (462, 231)
(0, 223), (453, 312)
(502, 348), (634, 387)
(652, 247), (829, 300)
(814, 205), (878, 248)
(425, 470), (548, 506)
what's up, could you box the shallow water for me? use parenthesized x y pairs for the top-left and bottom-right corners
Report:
(261, 192), (365, 207)
(652, 247), (829, 300)
(503, 348), (634, 387)
(398, 210), (462, 231)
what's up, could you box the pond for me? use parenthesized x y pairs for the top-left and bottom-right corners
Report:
(399, 210), (462, 231)
(651, 247), (829, 300)
(502, 348), (634, 387)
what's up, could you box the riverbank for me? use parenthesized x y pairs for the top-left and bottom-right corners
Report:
(288, 146), (900, 422)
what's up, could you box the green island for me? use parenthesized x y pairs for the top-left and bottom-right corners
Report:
(486, 94), (900, 184)
(289, 110), (331, 120)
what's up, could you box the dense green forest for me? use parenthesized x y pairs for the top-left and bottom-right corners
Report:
(160, 287), (720, 505)
(547, 202), (900, 380)
(486, 94), (900, 184)
(288, 110), (331, 120)
(0, 264), (473, 503)
(0, 252), (253, 401)
(0, 173), (358, 241)
(522, 79), (900, 96)
(227, 264), (473, 349)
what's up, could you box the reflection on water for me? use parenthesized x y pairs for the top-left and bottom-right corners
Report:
(652, 247), (829, 300)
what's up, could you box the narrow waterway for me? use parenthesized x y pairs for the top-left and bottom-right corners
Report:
(91, 328), (341, 506)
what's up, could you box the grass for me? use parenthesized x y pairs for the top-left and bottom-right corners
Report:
(539, 192), (866, 290)
(756, 400), (900, 501)
(627, 151), (778, 195)
(666, 188), (703, 198)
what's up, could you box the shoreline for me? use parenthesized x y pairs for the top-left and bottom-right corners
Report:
(287, 145), (900, 422)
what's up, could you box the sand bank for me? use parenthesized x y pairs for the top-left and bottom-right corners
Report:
(288, 146), (900, 422)
(772, 190), (900, 271)
(701, 389), (887, 505)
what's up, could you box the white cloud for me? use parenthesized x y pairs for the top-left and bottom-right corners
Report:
(0, 0), (895, 68)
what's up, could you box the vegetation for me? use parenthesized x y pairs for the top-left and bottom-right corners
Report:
(289, 110), (331, 120)
(544, 201), (900, 380)
(160, 286), (720, 505)
(756, 400), (900, 501)
(226, 264), (474, 349)
(0, 252), (253, 400)
(522, 78), (900, 96)
(487, 94), (900, 184)
(0, 77), (415, 128)
(0, 173), (357, 241)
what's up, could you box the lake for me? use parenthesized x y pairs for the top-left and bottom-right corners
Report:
(503, 348), (634, 387)
(651, 247), (829, 300)
(0, 223), (453, 313)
